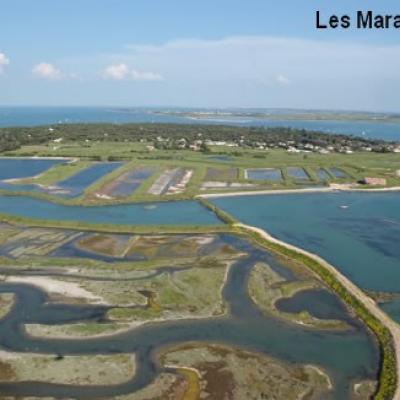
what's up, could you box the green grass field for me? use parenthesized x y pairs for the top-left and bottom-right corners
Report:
(2, 140), (400, 204)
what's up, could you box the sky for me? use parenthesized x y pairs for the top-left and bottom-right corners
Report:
(1, 0), (400, 111)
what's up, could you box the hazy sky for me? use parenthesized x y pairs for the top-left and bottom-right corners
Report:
(1, 0), (399, 111)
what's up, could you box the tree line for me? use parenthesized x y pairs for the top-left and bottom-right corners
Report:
(0, 123), (391, 153)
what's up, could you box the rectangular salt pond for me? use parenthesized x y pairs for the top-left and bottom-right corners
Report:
(316, 168), (331, 180)
(287, 167), (310, 181)
(56, 162), (123, 198)
(329, 168), (348, 179)
(148, 168), (187, 195)
(0, 158), (66, 180)
(109, 168), (153, 197)
(246, 169), (282, 181)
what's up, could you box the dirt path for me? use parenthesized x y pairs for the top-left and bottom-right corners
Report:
(235, 223), (400, 400)
(199, 187), (334, 198)
(199, 186), (400, 199)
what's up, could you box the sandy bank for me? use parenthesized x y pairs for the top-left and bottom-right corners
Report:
(4, 276), (105, 304)
(235, 223), (400, 400)
(198, 185), (400, 198)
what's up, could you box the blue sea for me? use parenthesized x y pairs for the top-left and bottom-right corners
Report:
(212, 192), (400, 322)
(1, 106), (400, 141)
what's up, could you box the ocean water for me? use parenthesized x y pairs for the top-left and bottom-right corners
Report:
(0, 106), (399, 141)
(212, 192), (400, 321)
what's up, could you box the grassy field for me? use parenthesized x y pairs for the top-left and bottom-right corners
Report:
(2, 140), (400, 204)
(0, 353), (135, 386)
(6, 141), (149, 160)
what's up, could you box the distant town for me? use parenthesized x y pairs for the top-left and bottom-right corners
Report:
(1, 123), (399, 156)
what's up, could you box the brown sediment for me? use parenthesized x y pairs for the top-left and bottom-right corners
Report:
(0, 354), (136, 386)
(0, 360), (16, 381)
(197, 361), (234, 400)
(160, 343), (331, 400)
(205, 167), (238, 182)
(149, 374), (187, 400)
(0, 294), (14, 319)
(76, 233), (131, 257)
(90, 168), (149, 199)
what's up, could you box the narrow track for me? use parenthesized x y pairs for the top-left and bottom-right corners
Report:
(236, 223), (400, 400)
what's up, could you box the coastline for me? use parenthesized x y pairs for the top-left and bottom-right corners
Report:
(0, 215), (396, 397)
(235, 222), (400, 400)
(198, 185), (400, 199)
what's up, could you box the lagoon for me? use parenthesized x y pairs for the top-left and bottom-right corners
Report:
(212, 192), (400, 321)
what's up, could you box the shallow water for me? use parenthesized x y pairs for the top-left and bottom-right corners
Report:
(212, 192), (400, 320)
(287, 167), (310, 180)
(246, 168), (282, 181)
(56, 162), (123, 198)
(316, 168), (331, 180)
(0, 158), (65, 180)
(0, 160), (122, 198)
(329, 168), (348, 179)
(0, 195), (221, 226)
(109, 169), (153, 197)
(381, 300), (400, 324)
(0, 234), (378, 399)
(276, 289), (356, 326)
